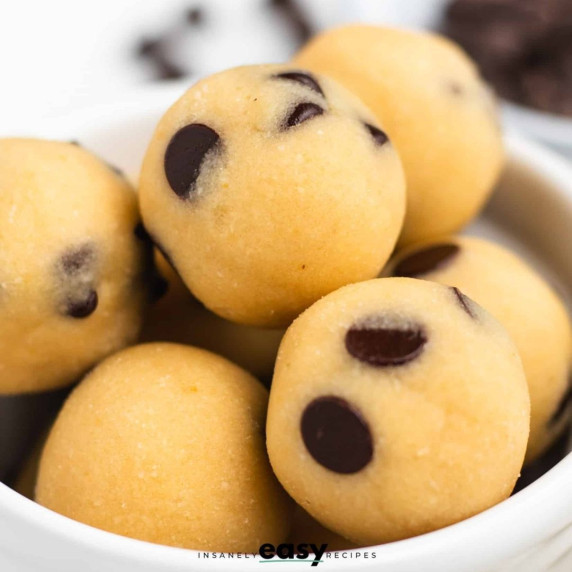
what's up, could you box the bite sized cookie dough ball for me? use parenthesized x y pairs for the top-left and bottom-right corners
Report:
(294, 26), (504, 246)
(140, 253), (285, 383)
(139, 64), (405, 327)
(267, 278), (529, 545)
(0, 139), (155, 394)
(37, 343), (292, 551)
(386, 236), (572, 462)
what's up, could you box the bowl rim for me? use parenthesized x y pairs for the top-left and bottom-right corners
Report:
(2, 86), (572, 570)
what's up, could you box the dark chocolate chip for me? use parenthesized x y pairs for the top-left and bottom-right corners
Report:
(66, 289), (98, 319)
(392, 244), (460, 278)
(301, 396), (373, 474)
(274, 71), (324, 96)
(186, 7), (203, 25)
(549, 380), (572, 427)
(60, 245), (95, 276)
(285, 102), (324, 129)
(364, 123), (389, 146)
(451, 287), (476, 319)
(136, 37), (187, 80)
(164, 123), (220, 199)
(345, 320), (427, 367)
(69, 140), (80, 146)
(268, 0), (314, 45)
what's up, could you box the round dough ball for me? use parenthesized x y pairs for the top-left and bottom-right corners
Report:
(294, 26), (504, 246)
(267, 278), (529, 545)
(0, 139), (155, 394)
(385, 236), (572, 462)
(139, 64), (406, 327)
(140, 253), (285, 383)
(37, 343), (292, 552)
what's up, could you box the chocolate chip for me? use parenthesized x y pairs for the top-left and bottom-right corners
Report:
(186, 7), (203, 25)
(164, 123), (220, 199)
(108, 163), (124, 177)
(136, 37), (187, 80)
(392, 244), (460, 278)
(268, 0), (314, 45)
(364, 123), (389, 146)
(60, 245), (95, 276)
(69, 140), (80, 146)
(345, 320), (427, 367)
(549, 380), (572, 427)
(451, 287), (476, 319)
(301, 396), (373, 474)
(285, 102), (324, 129)
(66, 289), (98, 319)
(448, 81), (465, 95)
(274, 71), (324, 96)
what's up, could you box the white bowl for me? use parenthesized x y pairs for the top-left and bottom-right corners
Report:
(1, 85), (572, 572)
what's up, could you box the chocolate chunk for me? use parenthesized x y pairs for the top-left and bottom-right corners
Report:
(66, 289), (98, 319)
(451, 287), (476, 319)
(285, 102), (324, 129)
(60, 245), (95, 276)
(364, 123), (389, 146)
(164, 124), (220, 199)
(549, 380), (572, 427)
(345, 320), (427, 367)
(392, 244), (460, 277)
(301, 396), (373, 474)
(274, 71), (324, 96)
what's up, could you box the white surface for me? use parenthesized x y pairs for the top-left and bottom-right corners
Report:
(0, 85), (572, 571)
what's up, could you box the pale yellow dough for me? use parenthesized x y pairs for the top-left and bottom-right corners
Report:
(0, 139), (151, 394)
(36, 343), (292, 551)
(294, 26), (504, 246)
(267, 278), (529, 545)
(140, 253), (284, 382)
(386, 236), (572, 462)
(139, 64), (405, 327)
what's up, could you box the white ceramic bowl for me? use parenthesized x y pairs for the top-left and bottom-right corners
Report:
(1, 85), (572, 572)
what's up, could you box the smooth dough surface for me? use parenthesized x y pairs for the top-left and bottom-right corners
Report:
(267, 278), (529, 545)
(386, 236), (572, 462)
(36, 343), (292, 551)
(139, 64), (405, 327)
(140, 253), (284, 383)
(0, 139), (153, 394)
(294, 26), (504, 246)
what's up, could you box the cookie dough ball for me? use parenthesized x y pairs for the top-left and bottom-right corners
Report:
(267, 278), (529, 545)
(139, 64), (405, 327)
(0, 139), (155, 394)
(294, 26), (504, 246)
(37, 343), (292, 551)
(140, 253), (284, 383)
(386, 236), (572, 462)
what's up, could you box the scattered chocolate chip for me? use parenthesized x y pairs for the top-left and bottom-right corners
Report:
(268, 0), (314, 45)
(364, 123), (389, 146)
(186, 7), (203, 25)
(345, 320), (427, 367)
(451, 287), (476, 319)
(392, 244), (460, 278)
(301, 396), (373, 474)
(69, 140), (80, 146)
(66, 289), (98, 319)
(164, 123), (220, 199)
(285, 102), (324, 129)
(274, 71), (324, 96)
(136, 37), (186, 81)
(60, 245), (95, 276)
(549, 380), (572, 427)
(448, 81), (465, 95)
